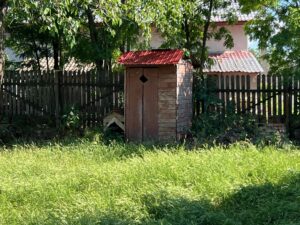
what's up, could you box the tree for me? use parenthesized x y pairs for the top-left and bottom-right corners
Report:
(239, 0), (300, 76)
(6, 0), (86, 70)
(0, 0), (7, 121)
(145, 0), (238, 113)
(5, 0), (133, 71)
(149, 0), (237, 67)
(5, 0), (247, 74)
(0, 0), (7, 80)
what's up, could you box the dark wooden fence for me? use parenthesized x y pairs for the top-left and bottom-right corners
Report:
(2, 71), (300, 129)
(0, 70), (124, 127)
(196, 74), (300, 126)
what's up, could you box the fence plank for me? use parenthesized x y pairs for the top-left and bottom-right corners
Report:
(257, 75), (261, 119)
(251, 76), (256, 116)
(262, 75), (266, 122)
(236, 76), (241, 113)
(293, 75), (297, 115)
(91, 70), (96, 127)
(278, 75), (282, 117)
(272, 75), (277, 121)
(267, 75), (271, 121)
(296, 76), (300, 115)
(225, 76), (230, 111)
(230, 76), (235, 113)
(241, 76), (245, 113)
(54, 71), (61, 127)
(246, 75), (251, 113)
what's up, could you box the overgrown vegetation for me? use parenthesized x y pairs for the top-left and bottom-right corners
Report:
(192, 112), (257, 144)
(0, 140), (299, 224)
(192, 111), (292, 147)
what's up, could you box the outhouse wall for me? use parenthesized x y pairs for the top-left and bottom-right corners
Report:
(157, 62), (193, 141)
(176, 61), (193, 138)
(158, 65), (177, 141)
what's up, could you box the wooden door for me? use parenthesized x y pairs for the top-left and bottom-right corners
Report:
(126, 68), (158, 141)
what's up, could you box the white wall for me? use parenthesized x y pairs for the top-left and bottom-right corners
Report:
(150, 27), (165, 49)
(148, 25), (249, 52)
(207, 25), (248, 53)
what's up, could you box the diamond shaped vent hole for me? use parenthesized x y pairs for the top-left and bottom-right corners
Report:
(140, 74), (148, 83)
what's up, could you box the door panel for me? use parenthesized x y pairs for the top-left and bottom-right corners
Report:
(126, 68), (143, 141)
(126, 68), (159, 141)
(143, 68), (159, 141)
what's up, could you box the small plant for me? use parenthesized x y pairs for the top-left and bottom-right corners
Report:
(82, 128), (104, 144)
(254, 130), (292, 148)
(61, 106), (81, 132)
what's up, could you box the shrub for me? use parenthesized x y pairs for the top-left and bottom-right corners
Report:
(191, 112), (258, 145)
(61, 106), (81, 132)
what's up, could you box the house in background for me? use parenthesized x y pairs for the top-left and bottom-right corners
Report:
(148, 2), (264, 89)
(5, 2), (264, 83)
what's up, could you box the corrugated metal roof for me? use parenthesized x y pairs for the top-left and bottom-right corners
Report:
(118, 49), (184, 65)
(212, 2), (256, 23)
(204, 51), (264, 73)
(18, 57), (95, 72)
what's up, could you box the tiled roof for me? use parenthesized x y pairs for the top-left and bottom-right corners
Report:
(18, 57), (95, 72)
(212, 2), (256, 23)
(118, 49), (184, 65)
(204, 51), (264, 73)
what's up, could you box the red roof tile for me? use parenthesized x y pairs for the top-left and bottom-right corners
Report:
(204, 51), (264, 73)
(118, 49), (184, 65)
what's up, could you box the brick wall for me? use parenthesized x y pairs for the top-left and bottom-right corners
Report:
(176, 61), (193, 138)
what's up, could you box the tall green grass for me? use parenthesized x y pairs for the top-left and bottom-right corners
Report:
(0, 141), (299, 225)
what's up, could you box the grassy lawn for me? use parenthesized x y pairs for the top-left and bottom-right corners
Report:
(0, 141), (300, 225)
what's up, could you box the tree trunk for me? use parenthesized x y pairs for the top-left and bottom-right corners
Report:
(86, 6), (102, 70)
(0, 6), (5, 82)
(199, 0), (214, 73)
(45, 43), (50, 72)
(194, 0), (214, 115)
(0, 3), (6, 120)
(53, 38), (60, 70)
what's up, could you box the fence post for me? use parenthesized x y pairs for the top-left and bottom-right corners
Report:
(0, 71), (3, 121)
(54, 70), (62, 128)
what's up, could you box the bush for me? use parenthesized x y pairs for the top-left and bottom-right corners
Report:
(61, 106), (81, 133)
(254, 129), (292, 148)
(0, 115), (56, 145)
(191, 110), (294, 148)
(191, 112), (258, 145)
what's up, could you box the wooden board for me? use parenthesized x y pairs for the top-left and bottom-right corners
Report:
(125, 68), (143, 141)
(125, 68), (159, 141)
(143, 68), (158, 141)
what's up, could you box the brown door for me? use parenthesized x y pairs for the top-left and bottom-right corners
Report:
(126, 68), (158, 141)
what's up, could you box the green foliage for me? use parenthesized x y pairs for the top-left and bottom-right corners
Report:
(4, 0), (245, 71)
(5, 0), (132, 70)
(0, 142), (300, 224)
(255, 130), (292, 148)
(156, 0), (236, 66)
(61, 106), (81, 132)
(239, 0), (300, 76)
(192, 111), (258, 145)
(0, 115), (56, 145)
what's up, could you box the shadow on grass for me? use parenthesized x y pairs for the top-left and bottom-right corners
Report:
(66, 173), (300, 225)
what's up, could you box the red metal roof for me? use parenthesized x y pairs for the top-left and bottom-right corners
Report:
(204, 51), (264, 73)
(118, 49), (184, 65)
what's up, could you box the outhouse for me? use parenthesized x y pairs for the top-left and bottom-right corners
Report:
(119, 49), (193, 141)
